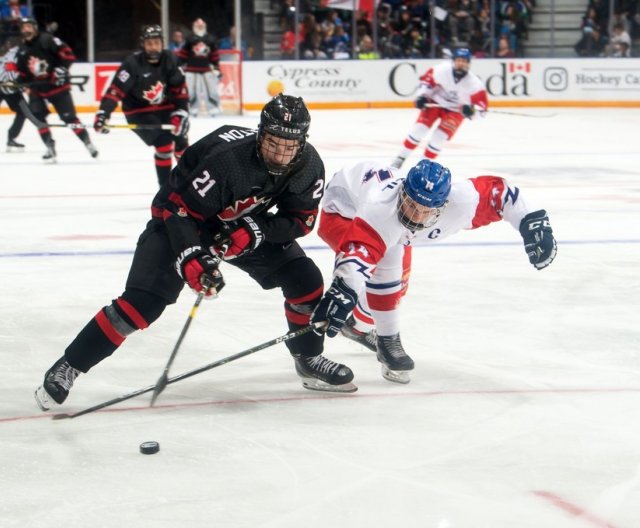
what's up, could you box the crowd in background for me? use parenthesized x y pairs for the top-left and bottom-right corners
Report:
(279, 0), (532, 59)
(1, 0), (640, 60)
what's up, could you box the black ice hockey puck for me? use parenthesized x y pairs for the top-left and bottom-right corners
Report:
(139, 441), (160, 455)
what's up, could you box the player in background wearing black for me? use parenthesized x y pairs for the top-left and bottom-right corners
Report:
(175, 18), (222, 117)
(1, 40), (47, 151)
(93, 25), (189, 187)
(15, 17), (97, 162)
(35, 94), (356, 412)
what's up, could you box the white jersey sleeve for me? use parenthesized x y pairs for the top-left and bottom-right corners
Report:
(414, 176), (533, 244)
(0, 47), (20, 95)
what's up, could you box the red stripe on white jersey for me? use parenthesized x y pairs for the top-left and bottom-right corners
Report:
(469, 176), (506, 228)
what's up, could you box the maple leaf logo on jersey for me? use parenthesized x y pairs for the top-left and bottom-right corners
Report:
(142, 81), (165, 105)
(28, 56), (49, 79)
(217, 196), (270, 221)
(304, 214), (315, 227)
(192, 42), (210, 57)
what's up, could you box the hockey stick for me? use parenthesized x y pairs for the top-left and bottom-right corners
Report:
(45, 123), (175, 130)
(51, 323), (321, 420)
(421, 103), (557, 118)
(0, 75), (90, 92)
(149, 281), (211, 407)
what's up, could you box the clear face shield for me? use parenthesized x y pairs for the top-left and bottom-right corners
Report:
(397, 188), (447, 231)
(258, 131), (302, 177)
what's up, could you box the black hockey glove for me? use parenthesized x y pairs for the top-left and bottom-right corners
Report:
(519, 210), (557, 270)
(461, 104), (475, 118)
(175, 246), (225, 297)
(170, 109), (190, 138)
(415, 95), (431, 110)
(212, 217), (265, 260)
(311, 277), (358, 337)
(52, 66), (69, 87)
(93, 110), (110, 134)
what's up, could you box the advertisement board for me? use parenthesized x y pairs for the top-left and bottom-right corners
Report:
(3, 58), (639, 114)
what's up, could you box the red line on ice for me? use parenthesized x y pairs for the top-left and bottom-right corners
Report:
(532, 490), (619, 528)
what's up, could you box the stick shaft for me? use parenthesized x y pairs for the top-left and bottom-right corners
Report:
(53, 325), (317, 420)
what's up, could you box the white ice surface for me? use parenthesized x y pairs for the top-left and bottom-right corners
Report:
(1, 108), (639, 528)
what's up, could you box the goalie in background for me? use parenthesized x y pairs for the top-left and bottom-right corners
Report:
(175, 18), (223, 117)
(391, 48), (488, 169)
(312, 158), (557, 384)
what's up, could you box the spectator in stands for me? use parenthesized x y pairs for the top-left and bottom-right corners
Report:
(280, 21), (297, 59)
(448, 0), (477, 44)
(302, 32), (328, 59)
(1, 0), (29, 21)
(357, 34), (381, 59)
(574, 24), (607, 56)
(218, 26), (249, 59)
(169, 29), (185, 52)
(404, 26), (429, 57)
(496, 33), (515, 56)
(605, 22), (632, 56)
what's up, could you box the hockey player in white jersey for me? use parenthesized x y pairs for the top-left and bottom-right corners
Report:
(391, 48), (488, 169)
(311, 159), (557, 384)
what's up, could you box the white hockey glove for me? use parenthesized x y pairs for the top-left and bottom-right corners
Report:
(519, 210), (557, 270)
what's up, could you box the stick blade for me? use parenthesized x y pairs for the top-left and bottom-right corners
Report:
(52, 413), (72, 420)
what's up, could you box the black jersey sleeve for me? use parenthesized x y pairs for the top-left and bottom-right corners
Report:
(99, 57), (136, 115)
(253, 146), (325, 243)
(44, 34), (76, 69)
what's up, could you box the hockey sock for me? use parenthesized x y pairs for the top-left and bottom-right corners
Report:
(38, 127), (53, 146)
(399, 122), (430, 158)
(154, 144), (173, 186)
(425, 128), (449, 159)
(352, 302), (375, 333)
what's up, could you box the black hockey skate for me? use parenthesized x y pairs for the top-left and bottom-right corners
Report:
(294, 354), (357, 393)
(42, 140), (57, 163)
(7, 138), (25, 152)
(34, 356), (81, 411)
(376, 333), (414, 384)
(340, 316), (377, 353)
(85, 141), (99, 158)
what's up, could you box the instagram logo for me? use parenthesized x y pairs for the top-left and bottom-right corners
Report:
(544, 67), (568, 91)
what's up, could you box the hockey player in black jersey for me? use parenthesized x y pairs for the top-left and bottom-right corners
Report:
(175, 18), (222, 117)
(93, 24), (189, 187)
(15, 17), (97, 161)
(35, 94), (357, 412)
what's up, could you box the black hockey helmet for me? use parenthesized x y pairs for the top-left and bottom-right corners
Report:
(140, 24), (164, 62)
(257, 94), (311, 177)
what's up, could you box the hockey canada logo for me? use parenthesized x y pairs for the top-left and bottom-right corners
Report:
(28, 56), (49, 78)
(192, 42), (210, 57)
(142, 81), (165, 105)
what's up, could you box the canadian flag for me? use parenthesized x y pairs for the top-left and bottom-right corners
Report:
(322, 0), (378, 12)
(508, 62), (531, 73)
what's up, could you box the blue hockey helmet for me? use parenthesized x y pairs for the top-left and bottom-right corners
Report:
(452, 47), (472, 61)
(398, 159), (452, 231)
(452, 48), (472, 79)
